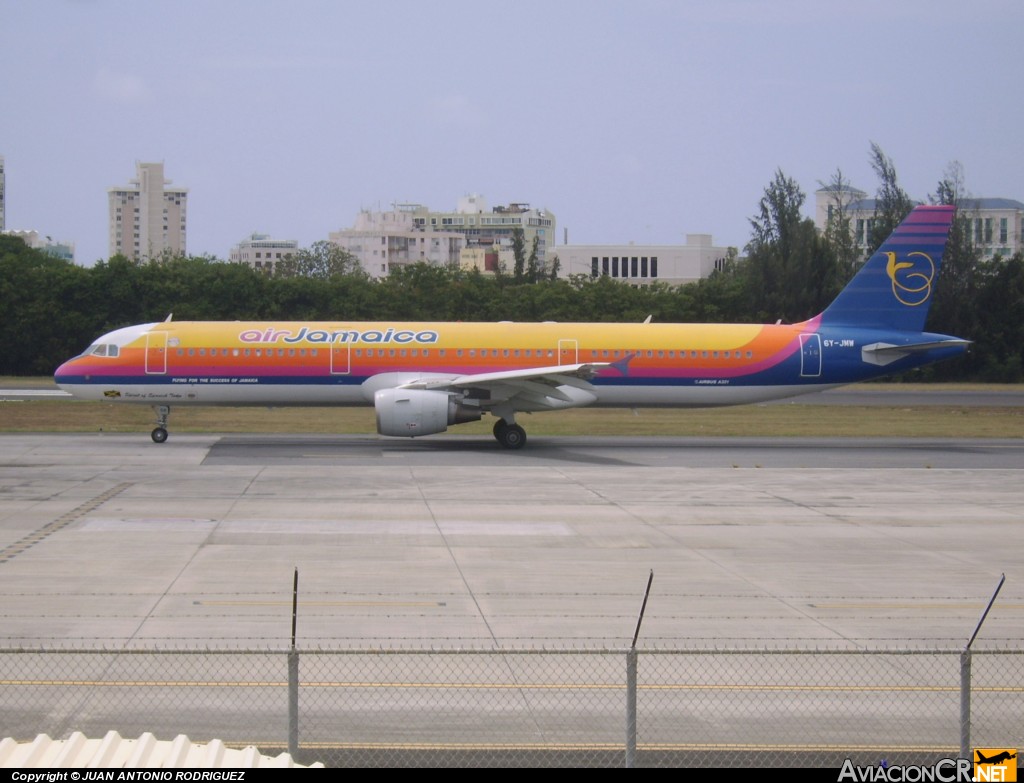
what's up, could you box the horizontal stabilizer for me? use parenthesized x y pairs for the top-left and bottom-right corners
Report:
(862, 339), (972, 366)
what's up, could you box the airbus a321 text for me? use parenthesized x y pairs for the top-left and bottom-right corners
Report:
(55, 205), (969, 449)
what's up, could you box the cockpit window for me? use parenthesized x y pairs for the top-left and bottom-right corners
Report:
(79, 343), (120, 358)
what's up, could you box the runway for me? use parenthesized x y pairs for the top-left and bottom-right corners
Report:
(0, 432), (1021, 647)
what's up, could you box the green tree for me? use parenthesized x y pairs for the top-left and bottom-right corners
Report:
(526, 235), (540, 283)
(818, 169), (861, 287)
(744, 169), (834, 322)
(275, 240), (363, 279)
(548, 254), (561, 281)
(866, 142), (915, 255)
(511, 228), (526, 281)
(972, 253), (1024, 381)
(922, 162), (984, 378)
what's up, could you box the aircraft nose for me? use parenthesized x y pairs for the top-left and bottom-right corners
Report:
(53, 358), (76, 387)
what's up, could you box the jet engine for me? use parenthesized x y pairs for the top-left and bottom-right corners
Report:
(374, 388), (481, 437)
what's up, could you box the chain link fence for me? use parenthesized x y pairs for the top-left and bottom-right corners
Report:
(0, 644), (1020, 768)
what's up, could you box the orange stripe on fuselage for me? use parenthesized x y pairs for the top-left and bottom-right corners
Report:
(68, 320), (808, 379)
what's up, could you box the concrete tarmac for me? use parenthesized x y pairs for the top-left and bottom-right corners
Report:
(0, 432), (1021, 649)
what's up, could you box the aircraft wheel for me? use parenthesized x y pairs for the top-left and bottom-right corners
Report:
(151, 427), (169, 444)
(497, 423), (527, 450)
(492, 419), (508, 442)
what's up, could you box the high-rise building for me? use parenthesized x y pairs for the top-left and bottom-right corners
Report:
(108, 161), (187, 261)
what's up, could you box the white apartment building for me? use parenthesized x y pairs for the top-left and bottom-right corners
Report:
(229, 232), (298, 274)
(328, 196), (556, 278)
(548, 234), (732, 286)
(108, 161), (187, 261)
(814, 186), (1024, 259)
(410, 195), (556, 263)
(328, 206), (466, 278)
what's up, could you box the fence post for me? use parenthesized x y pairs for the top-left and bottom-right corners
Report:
(626, 570), (653, 768)
(960, 573), (1005, 762)
(959, 649), (971, 760)
(288, 568), (299, 758)
(626, 649), (638, 768)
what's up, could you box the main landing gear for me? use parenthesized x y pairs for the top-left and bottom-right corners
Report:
(492, 418), (527, 450)
(151, 405), (170, 444)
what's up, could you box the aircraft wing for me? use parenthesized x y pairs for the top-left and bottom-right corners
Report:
(400, 359), (629, 410)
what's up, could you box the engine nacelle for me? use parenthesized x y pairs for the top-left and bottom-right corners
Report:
(374, 388), (481, 437)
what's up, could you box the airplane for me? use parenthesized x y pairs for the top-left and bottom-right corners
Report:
(54, 205), (969, 449)
(976, 751), (1016, 765)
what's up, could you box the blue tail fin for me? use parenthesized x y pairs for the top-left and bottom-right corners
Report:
(819, 205), (955, 331)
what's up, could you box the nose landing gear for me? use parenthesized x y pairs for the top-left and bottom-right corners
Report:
(151, 405), (170, 444)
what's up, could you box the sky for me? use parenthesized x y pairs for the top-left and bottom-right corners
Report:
(2, 0), (1022, 266)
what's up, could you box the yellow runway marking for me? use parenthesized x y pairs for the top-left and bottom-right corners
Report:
(193, 600), (444, 607)
(810, 602), (1024, 610)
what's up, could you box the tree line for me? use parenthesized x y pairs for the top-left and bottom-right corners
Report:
(2, 145), (1021, 381)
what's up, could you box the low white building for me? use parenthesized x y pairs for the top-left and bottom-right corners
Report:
(547, 234), (732, 286)
(229, 232), (298, 274)
(814, 186), (1024, 259)
(3, 229), (75, 262)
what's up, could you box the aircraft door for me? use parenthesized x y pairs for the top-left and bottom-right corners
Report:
(330, 345), (350, 375)
(558, 339), (578, 365)
(799, 333), (822, 378)
(145, 331), (168, 375)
